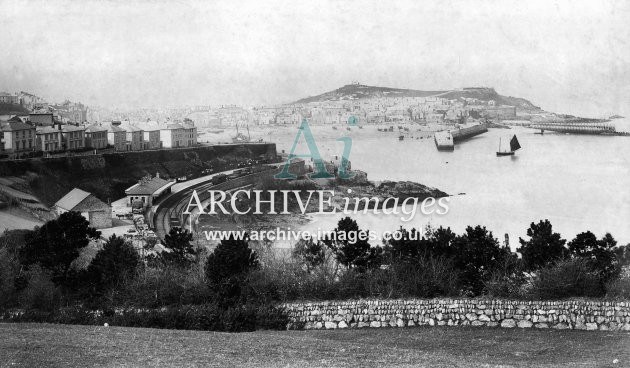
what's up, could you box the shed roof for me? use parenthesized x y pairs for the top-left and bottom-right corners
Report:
(125, 176), (173, 196)
(55, 188), (91, 211)
(55, 188), (110, 212)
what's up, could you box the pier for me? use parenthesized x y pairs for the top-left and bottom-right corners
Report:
(434, 123), (488, 151)
(529, 122), (617, 135)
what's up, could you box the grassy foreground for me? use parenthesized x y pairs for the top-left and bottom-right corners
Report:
(1, 323), (629, 367)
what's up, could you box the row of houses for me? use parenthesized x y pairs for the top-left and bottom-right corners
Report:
(0, 116), (198, 155)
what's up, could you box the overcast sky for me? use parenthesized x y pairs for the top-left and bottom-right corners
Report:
(2, 0), (629, 117)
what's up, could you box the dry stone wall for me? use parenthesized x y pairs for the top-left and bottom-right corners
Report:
(282, 299), (630, 331)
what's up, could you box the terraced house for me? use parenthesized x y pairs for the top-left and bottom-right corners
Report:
(106, 122), (127, 151)
(159, 122), (197, 148)
(61, 125), (85, 150)
(0, 117), (36, 154)
(120, 121), (144, 151)
(84, 124), (108, 149)
(35, 126), (63, 152)
(136, 121), (162, 149)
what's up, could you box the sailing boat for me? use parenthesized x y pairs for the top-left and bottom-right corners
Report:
(231, 124), (250, 143)
(496, 134), (521, 156)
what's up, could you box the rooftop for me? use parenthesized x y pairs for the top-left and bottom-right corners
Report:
(61, 125), (85, 133)
(36, 126), (61, 134)
(55, 188), (91, 211)
(84, 124), (108, 133)
(55, 188), (110, 212)
(0, 120), (34, 131)
(125, 175), (173, 196)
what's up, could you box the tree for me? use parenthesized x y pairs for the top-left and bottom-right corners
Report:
(517, 220), (567, 272)
(383, 226), (457, 265)
(424, 225), (457, 259)
(323, 217), (381, 272)
(292, 239), (325, 272)
(86, 235), (139, 294)
(568, 231), (619, 281)
(613, 243), (630, 268)
(162, 227), (196, 266)
(205, 234), (259, 305)
(451, 225), (513, 295)
(385, 228), (424, 261)
(19, 211), (100, 285)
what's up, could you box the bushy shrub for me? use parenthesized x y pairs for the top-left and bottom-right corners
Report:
(368, 256), (461, 298)
(483, 256), (526, 298)
(527, 258), (604, 299)
(18, 265), (60, 311)
(85, 235), (139, 298)
(484, 272), (526, 298)
(205, 236), (259, 306)
(112, 265), (211, 308)
(244, 254), (462, 301)
(1, 303), (288, 332)
(606, 276), (630, 299)
(0, 248), (20, 308)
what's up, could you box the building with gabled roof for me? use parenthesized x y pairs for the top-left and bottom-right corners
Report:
(119, 121), (144, 151)
(160, 121), (197, 148)
(124, 174), (174, 209)
(54, 188), (112, 229)
(105, 121), (127, 151)
(35, 125), (63, 152)
(0, 116), (36, 154)
(61, 124), (86, 150)
(84, 123), (108, 149)
(135, 121), (162, 149)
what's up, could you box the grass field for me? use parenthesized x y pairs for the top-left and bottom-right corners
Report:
(1, 323), (628, 367)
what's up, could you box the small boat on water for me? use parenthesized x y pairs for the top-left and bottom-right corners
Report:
(232, 125), (251, 143)
(497, 134), (521, 156)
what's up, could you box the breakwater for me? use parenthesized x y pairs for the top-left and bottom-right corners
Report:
(282, 298), (630, 331)
(434, 123), (488, 151)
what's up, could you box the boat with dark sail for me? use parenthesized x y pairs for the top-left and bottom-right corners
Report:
(496, 134), (521, 156)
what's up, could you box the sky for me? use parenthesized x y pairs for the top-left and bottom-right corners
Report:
(1, 0), (629, 117)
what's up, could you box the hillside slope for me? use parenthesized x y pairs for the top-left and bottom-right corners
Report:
(293, 84), (445, 104)
(437, 87), (540, 110)
(292, 84), (540, 110)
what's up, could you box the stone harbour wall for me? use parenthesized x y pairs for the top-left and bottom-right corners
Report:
(282, 299), (630, 331)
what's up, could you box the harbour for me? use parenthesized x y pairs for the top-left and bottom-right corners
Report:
(294, 124), (630, 247)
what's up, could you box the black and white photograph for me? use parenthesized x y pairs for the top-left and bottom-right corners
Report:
(1, 0), (629, 367)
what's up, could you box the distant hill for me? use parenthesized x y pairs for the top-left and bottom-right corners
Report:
(437, 87), (540, 110)
(291, 84), (540, 110)
(0, 103), (29, 115)
(292, 84), (445, 104)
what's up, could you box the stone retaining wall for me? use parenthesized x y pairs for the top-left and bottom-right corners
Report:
(282, 299), (630, 331)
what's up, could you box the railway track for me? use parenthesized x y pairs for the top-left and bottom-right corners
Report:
(152, 167), (277, 240)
